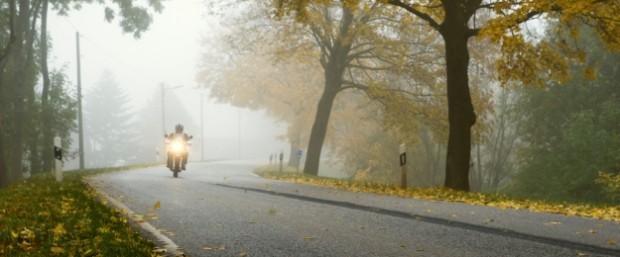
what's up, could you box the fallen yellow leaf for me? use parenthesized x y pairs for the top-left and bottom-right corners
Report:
(154, 201), (161, 210)
(153, 248), (167, 254)
(83, 249), (97, 257)
(51, 246), (65, 254)
(203, 245), (226, 251)
(52, 223), (66, 238)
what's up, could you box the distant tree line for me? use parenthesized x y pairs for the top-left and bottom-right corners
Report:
(82, 70), (198, 169)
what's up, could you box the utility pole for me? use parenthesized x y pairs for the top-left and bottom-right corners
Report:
(76, 32), (84, 169)
(238, 110), (241, 159)
(200, 93), (204, 161)
(161, 83), (165, 136)
(161, 83), (166, 162)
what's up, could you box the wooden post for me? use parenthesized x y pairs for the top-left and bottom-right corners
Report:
(296, 149), (303, 173)
(54, 136), (63, 182)
(279, 151), (284, 172)
(399, 143), (407, 188)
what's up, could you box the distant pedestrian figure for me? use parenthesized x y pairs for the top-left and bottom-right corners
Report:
(269, 154), (273, 164)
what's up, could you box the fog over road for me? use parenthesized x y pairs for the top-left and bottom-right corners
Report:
(88, 160), (620, 257)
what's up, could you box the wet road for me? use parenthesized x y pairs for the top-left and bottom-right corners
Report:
(88, 160), (620, 257)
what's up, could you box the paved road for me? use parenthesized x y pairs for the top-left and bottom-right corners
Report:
(88, 160), (620, 257)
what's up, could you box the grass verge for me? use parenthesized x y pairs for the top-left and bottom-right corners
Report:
(0, 168), (158, 257)
(255, 169), (620, 223)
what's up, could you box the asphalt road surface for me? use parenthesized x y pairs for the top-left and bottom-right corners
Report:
(88, 160), (620, 257)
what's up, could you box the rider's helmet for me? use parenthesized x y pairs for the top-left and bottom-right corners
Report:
(175, 124), (184, 133)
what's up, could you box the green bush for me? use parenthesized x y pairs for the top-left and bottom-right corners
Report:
(596, 171), (620, 202)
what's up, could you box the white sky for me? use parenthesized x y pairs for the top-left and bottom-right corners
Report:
(47, 0), (288, 159)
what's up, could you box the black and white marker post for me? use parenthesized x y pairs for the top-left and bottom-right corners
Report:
(54, 136), (63, 182)
(399, 143), (407, 188)
(279, 151), (284, 172)
(296, 149), (303, 173)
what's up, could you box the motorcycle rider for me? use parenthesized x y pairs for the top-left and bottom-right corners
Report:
(165, 124), (191, 170)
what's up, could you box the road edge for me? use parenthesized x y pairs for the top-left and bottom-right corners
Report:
(84, 176), (187, 257)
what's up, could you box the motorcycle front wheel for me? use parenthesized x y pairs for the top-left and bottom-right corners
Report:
(172, 157), (181, 178)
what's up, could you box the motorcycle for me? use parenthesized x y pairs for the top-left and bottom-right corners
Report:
(165, 135), (192, 178)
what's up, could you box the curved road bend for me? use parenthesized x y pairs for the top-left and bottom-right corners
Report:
(88, 160), (620, 257)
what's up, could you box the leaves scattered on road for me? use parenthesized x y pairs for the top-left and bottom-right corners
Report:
(268, 207), (277, 216)
(203, 245), (226, 251)
(258, 171), (620, 222)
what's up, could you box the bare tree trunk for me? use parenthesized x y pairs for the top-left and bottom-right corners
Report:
(12, 0), (39, 177)
(439, 2), (477, 191)
(4, 0), (33, 183)
(0, 118), (9, 188)
(0, 0), (17, 188)
(38, 0), (54, 173)
(303, 7), (353, 176)
(304, 89), (337, 175)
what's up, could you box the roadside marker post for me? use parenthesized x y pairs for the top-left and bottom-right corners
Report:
(54, 136), (63, 182)
(399, 143), (407, 188)
(296, 149), (303, 173)
(279, 151), (284, 172)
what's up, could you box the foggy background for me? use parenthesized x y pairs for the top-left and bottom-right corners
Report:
(47, 1), (289, 168)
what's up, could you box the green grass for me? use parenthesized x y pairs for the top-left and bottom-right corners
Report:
(0, 168), (157, 257)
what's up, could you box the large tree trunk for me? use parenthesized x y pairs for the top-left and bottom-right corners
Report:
(302, 7), (353, 176)
(439, 3), (477, 191)
(0, 118), (9, 188)
(303, 88), (337, 175)
(12, 0), (38, 178)
(38, 0), (53, 173)
(4, 0), (32, 183)
(0, 0), (17, 188)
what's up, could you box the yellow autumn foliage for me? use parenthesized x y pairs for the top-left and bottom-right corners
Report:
(260, 171), (620, 222)
(596, 171), (620, 201)
(0, 171), (158, 256)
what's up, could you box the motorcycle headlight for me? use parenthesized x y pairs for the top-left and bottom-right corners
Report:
(171, 141), (184, 153)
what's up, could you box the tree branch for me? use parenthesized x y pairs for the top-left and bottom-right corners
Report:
(386, 0), (441, 30)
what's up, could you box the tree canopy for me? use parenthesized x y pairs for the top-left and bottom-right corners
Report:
(273, 0), (620, 191)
